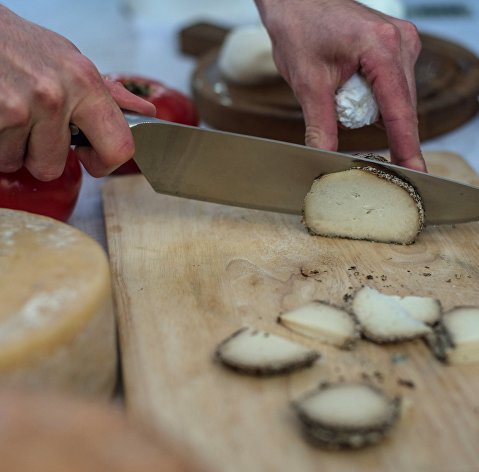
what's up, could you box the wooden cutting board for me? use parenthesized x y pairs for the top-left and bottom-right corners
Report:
(103, 151), (479, 472)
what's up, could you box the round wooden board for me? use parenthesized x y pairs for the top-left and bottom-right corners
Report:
(192, 33), (479, 150)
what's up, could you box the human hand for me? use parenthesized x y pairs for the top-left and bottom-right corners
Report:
(0, 5), (156, 181)
(254, 0), (427, 172)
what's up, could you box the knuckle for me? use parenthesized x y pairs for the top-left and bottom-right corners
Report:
(304, 126), (322, 147)
(33, 77), (65, 114)
(86, 132), (135, 177)
(384, 111), (418, 127)
(68, 54), (103, 90)
(400, 21), (422, 58)
(304, 125), (337, 150)
(290, 75), (313, 103)
(112, 135), (135, 163)
(399, 20), (420, 42)
(0, 96), (31, 128)
(370, 23), (402, 53)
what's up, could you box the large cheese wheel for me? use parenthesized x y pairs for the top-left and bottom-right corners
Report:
(0, 208), (116, 397)
(0, 390), (202, 472)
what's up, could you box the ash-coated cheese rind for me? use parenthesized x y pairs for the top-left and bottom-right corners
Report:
(0, 209), (116, 397)
(352, 286), (431, 342)
(303, 166), (424, 245)
(215, 327), (319, 375)
(293, 382), (401, 448)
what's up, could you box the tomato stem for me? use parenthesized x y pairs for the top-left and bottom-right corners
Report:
(122, 81), (151, 97)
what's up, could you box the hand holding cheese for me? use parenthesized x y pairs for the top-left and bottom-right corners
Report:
(219, 25), (379, 129)
(254, 0), (427, 172)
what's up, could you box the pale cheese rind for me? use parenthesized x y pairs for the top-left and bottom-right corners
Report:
(0, 209), (116, 397)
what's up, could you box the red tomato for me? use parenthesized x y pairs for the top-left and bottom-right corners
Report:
(108, 75), (199, 174)
(0, 149), (82, 222)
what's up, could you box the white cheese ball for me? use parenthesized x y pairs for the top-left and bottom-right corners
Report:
(336, 74), (379, 128)
(218, 24), (279, 84)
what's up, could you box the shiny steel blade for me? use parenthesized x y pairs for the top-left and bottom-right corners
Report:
(127, 114), (479, 225)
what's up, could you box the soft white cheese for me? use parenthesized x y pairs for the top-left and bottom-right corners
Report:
(336, 74), (379, 128)
(218, 24), (278, 84)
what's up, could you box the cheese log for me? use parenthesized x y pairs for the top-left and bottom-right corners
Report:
(0, 209), (116, 397)
(0, 390), (202, 472)
(303, 166), (424, 244)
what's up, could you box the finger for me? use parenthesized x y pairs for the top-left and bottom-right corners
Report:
(366, 64), (426, 172)
(294, 78), (338, 150)
(398, 51), (418, 114)
(72, 96), (134, 177)
(0, 126), (29, 173)
(23, 117), (71, 181)
(402, 62), (417, 110)
(396, 20), (422, 106)
(73, 146), (105, 176)
(103, 79), (157, 117)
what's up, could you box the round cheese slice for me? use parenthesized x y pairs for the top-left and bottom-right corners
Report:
(0, 209), (116, 397)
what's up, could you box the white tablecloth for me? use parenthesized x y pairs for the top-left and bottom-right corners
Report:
(3, 0), (479, 247)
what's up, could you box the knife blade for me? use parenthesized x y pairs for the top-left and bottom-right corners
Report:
(71, 114), (479, 225)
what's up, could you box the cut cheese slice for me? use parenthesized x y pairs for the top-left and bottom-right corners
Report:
(215, 327), (319, 375)
(278, 301), (358, 349)
(352, 286), (431, 343)
(293, 382), (400, 448)
(0, 209), (116, 397)
(391, 295), (442, 325)
(303, 166), (424, 245)
(442, 306), (479, 364)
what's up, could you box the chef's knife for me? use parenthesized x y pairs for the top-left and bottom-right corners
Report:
(70, 113), (479, 225)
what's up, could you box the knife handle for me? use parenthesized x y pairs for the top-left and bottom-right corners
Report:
(69, 113), (161, 147)
(70, 124), (90, 146)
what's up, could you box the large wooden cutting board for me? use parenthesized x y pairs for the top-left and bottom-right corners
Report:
(103, 151), (479, 472)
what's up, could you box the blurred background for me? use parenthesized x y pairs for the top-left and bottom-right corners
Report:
(3, 0), (478, 96)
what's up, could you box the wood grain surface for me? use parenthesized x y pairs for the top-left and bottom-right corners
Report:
(103, 151), (479, 472)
